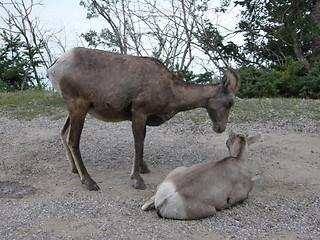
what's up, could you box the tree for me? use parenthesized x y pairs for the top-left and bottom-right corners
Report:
(0, 0), (69, 91)
(0, 30), (33, 91)
(0, 0), (47, 88)
(231, 0), (320, 99)
(80, 0), (196, 70)
(80, 0), (238, 80)
(236, 0), (320, 68)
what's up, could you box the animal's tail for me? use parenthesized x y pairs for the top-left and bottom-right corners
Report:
(46, 58), (58, 78)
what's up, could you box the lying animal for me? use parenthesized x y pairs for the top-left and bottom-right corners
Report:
(142, 131), (262, 220)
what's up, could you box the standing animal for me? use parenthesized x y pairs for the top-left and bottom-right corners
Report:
(46, 47), (241, 191)
(142, 131), (262, 220)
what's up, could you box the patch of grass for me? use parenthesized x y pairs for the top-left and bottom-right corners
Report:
(0, 90), (66, 120)
(176, 98), (320, 128)
(175, 108), (208, 123)
(230, 98), (320, 125)
(0, 91), (319, 128)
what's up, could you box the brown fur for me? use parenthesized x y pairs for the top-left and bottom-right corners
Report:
(47, 47), (241, 190)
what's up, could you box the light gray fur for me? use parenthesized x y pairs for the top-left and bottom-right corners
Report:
(142, 132), (262, 220)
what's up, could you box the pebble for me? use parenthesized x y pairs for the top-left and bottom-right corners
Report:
(0, 112), (319, 240)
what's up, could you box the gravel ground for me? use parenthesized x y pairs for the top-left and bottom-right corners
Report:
(0, 112), (319, 240)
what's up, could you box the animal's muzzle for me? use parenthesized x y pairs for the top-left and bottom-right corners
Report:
(213, 125), (226, 133)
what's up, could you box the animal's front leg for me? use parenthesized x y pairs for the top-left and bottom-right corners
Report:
(140, 159), (151, 174)
(131, 114), (147, 189)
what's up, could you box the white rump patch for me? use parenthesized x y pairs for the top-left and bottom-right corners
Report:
(155, 181), (187, 219)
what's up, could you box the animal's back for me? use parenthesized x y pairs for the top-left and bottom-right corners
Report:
(142, 158), (253, 220)
(162, 158), (252, 211)
(47, 48), (173, 93)
(47, 48), (176, 122)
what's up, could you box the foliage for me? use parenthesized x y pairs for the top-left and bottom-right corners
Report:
(0, 30), (33, 91)
(196, 20), (244, 69)
(171, 65), (213, 84)
(79, 0), (239, 72)
(1, 0), (319, 98)
(235, 0), (320, 68)
(238, 59), (320, 99)
(0, 0), (53, 91)
(81, 29), (120, 51)
(237, 66), (279, 98)
(234, 0), (320, 98)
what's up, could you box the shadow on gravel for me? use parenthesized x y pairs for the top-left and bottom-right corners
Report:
(0, 181), (36, 199)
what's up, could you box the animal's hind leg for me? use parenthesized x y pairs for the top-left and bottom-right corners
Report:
(61, 117), (78, 174)
(184, 200), (217, 220)
(66, 103), (99, 191)
(141, 195), (156, 211)
(131, 113), (147, 189)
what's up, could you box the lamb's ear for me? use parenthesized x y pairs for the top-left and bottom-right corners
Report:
(247, 133), (263, 146)
(228, 130), (236, 139)
(211, 76), (220, 84)
(222, 68), (241, 93)
(226, 130), (235, 148)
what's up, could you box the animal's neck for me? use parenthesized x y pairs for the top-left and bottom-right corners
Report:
(171, 80), (220, 112)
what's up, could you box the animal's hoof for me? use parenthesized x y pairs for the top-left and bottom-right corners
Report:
(87, 184), (100, 191)
(135, 182), (147, 190)
(82, 178), (100, 191)
(134, 179), (147, 190)
(130, 172), (147, 189)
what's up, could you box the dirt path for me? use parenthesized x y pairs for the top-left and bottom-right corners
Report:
(0, 115), (319, 239)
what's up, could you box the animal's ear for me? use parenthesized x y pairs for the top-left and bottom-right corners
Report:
(228, 130), (236, 140)
(222, 68), (241, 93)
(247, 133), (262, 146)
(211, 76), (220, 84)
(226, 130), (235, 148)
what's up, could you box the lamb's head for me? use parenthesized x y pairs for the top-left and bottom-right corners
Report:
(226, 131), (262, 158)
(206, 69), (241, 133)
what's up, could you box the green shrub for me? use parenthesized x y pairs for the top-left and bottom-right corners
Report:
(238, 66), (279, 98)
(238, 60), (320, 99)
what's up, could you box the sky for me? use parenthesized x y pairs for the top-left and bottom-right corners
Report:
(0, 0), (95, 49)
(1, 0), (243, 84)
(1, 0), (242, 52)
(34, 0), (242, 50)
(34, 0), (102, 49)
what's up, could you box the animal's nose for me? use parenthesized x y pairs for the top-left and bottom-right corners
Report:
(213, 125), (225, 133)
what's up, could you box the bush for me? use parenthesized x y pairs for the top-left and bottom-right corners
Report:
(238, 60), (320, 99)
(238, 66), (279, 98)
(297, 63), (320, 98)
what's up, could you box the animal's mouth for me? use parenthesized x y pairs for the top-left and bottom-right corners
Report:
(213, 125), (226, 133)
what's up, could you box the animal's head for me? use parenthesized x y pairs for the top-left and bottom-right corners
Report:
(226, 131), (262, 157)
(206, 69), (241, 133)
